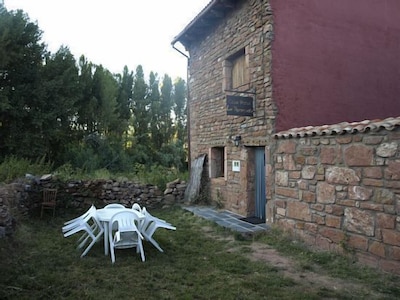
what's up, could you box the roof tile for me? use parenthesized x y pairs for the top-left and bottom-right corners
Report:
(274, 116), (400, 139)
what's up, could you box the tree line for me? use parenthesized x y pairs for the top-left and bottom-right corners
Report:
(0, 8), (188, 173)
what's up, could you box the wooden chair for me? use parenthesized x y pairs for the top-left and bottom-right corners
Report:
(40, 188), (58, 218)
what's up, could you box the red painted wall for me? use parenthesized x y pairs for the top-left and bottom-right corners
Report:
(270, 0), (400, 131)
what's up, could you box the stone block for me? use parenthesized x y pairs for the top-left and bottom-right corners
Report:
(344, 145), (374, 166)
(336, 136), (352, 144)
(316, 182), (335, 204)
(362, 178), (384, 187)
(282, 154), (297, 170)
(297, 179), (308, 190)
(348, 186), (373, 200)
(369, 241), (386, 258)
(325, 205), (344, 216)
(311, 203), (324, 211)
(277, 140), (296, 154)
(385, 160), (400, 180)
(302, 165), (316, 179)
(312, 213), (325, 225)
(326, 167), (360, 185)
(347, 234), (368, 251)
(276, 207), (286, 216)
(344, 207), (374, 236)
(376, 213), (396, 229)
(325, 215), (342, 228)
(301, 191), (316, 203)
(374, 189), (395, 205)
(275, 187), (299, 199)
(359, 202), (384, 212)
(319, 227), (345, 244)
(336, 199), (356, 207)
(304, 222), (318, 234)
(320, 147), (339, 164)
(306, 156), (318, 165)
(286, 201), (312, 221)
(376, 142), (398, 158)
(382, 229), (400, 247)
(389, 246), (400, 260)
(363, 167), (383, 179)
(275, 171), (289, 186)
(315, 235), (331, 250)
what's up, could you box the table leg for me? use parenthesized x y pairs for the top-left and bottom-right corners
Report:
(103, 222), (109, 255)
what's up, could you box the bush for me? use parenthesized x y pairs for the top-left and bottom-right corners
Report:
(133, 163), (188, 190)
(0, 155), (52, 183)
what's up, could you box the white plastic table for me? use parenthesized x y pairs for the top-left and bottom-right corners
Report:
(96, 207), (145, 255)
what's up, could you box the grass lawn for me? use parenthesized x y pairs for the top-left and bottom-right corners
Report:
(1, 206), (399, 299)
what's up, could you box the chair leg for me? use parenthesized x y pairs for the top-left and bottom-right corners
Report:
(110, 246), (116, 263)
(138, 240), (145, 262)
(149, 237), (164, 252)
(81, 239), (97, 258)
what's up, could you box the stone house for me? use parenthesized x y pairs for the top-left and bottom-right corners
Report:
(172, 0), (400, 273)
(172, 0), (400, 218)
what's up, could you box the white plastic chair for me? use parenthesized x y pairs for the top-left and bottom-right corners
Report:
(140, 207), (176, 253)
(62, 205), (100, 248)
(109, 210), (145, 263)
(63, 206), (104, 257)
(62, 205), (95, 231)
(131, 203), (142, 212)
(104, 203), (125, 209)
(104, 203), (126, 231)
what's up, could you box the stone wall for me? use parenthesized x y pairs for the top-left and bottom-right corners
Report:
(0, 182), (27, 237)
(268, 128), (400, 274)
(186, 0), (275, 215)
(0, 178), (186, 237)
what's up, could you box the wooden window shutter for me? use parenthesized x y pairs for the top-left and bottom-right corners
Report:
(231, 54), (248, 89)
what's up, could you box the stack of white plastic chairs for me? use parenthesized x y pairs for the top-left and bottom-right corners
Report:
(132, 203), (176, 252)
(62, 205), (104, 257)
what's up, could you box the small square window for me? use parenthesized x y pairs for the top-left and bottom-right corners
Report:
(210, 147), (225, 178)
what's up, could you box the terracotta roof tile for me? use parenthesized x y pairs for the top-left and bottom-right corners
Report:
(274, 116), (400, 139)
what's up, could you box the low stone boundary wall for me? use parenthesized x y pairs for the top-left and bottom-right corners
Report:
(0, 178), (186, 237)
(269, 127), (400, 274)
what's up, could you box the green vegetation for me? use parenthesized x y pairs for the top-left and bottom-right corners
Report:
(1, 208), (398, 299)
(0, 156), (53, 183)
(0, 156), (187, 190)
(1, 8), (188, 177)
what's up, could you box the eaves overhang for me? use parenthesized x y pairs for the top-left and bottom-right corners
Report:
(171, 0), (240, 50)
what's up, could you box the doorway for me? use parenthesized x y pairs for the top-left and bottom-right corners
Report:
(254, 147), (266, 220)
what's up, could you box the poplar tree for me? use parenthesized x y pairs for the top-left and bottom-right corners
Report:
(115, 66), (133, 137)
(148, 71), (162, 149)
(39, 46), (80, 164)
(173, 78), (187, 142)
(159, 74), (173, 145)
(132, 65), (150, 145)
(0, 9), (46, 159)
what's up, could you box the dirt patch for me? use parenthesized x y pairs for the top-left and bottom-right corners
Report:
(201, 226), (388, 299)
(242, 241), (387, 298)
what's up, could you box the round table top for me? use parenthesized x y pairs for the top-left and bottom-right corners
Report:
(96, 207), (144, 222)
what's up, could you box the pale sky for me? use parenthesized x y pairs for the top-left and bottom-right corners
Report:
(5, 0), (210, 80)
